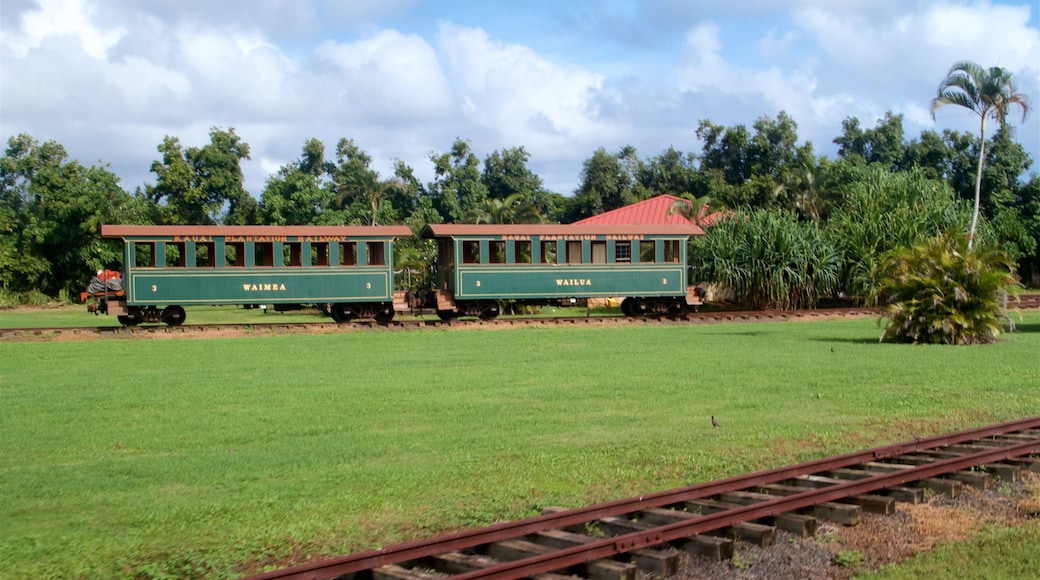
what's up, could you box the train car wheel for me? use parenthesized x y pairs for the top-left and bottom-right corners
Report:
(117, 313), (141, 326)
(479, 302), (500, 320)
(374, 309), (395, 324)
(330, 304), (356, 323)
(632, 298), (649, 316)
(162, 305), (186, 326)
(620, 298), (633, 317)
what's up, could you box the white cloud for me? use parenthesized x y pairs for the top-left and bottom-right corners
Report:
(1, 0), (1037, 201)
(5, 0), (125, 59)
(435, 22), (609, 148)
(313, 29), (455, 121)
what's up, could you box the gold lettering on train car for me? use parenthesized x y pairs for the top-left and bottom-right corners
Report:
(226, 235), (289, 242)
(173, 235), (214, 242)
(555, 279), (592, 286)
(241, 283), (287, 291)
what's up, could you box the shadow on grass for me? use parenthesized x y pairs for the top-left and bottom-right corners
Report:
(809, 336), (879, 345)
(704, 330), (768, 337)
(1013, 322), (1040, 333)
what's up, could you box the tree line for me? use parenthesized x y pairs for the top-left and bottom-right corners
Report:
(1, 105), (1036, 304)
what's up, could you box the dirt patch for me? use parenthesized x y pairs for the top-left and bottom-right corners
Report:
(674, 471), (1040, 579)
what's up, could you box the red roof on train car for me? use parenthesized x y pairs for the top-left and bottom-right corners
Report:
(101, 225), (413, 238)
(573, 194), (722, 227)
(421, 222), (703, 238)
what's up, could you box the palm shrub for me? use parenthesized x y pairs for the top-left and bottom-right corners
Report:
(690, 208), (841, 310)
(876, 230), (1020, 344)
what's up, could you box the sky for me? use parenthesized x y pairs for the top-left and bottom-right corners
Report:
(2, 0), (1038, 198)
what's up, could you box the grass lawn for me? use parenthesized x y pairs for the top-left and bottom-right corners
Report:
(1, 312), (1038, 578)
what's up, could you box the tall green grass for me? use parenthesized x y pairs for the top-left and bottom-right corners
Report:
(1, 314), (1038, 578)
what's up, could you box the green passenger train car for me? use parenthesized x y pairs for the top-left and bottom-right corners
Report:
(420, 224), (704, 319)
(92, 225), (412, 325)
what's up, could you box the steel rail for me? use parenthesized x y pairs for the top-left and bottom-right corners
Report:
(245, 416), (1040, 580)
(451, 437), (1040, 580)
(9, 294), (1040, 339)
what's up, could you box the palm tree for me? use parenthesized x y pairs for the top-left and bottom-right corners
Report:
(461, 193), (544, 224)
(367, 178), (405, 226)
(666, 195), (723, 227)
(931, 60), (1031, 249)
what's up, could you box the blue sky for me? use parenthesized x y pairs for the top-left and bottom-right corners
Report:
(2, 0), (1038, 197)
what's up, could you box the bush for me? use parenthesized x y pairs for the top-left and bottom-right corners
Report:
(877, 231), (1020, 344)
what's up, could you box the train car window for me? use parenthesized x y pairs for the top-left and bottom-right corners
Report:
(663, 240), (681, 263)
(195, 242), (215, 267)
(591, 241), (607, 264)
(462, 241), (480, 264)
(366, 241), (386, 266)
(339, 242), (357, 266)
(615, 241), (631, 263)
(515, 240), (532, 264)
(255, 242), (275, 267)
(166, 242), (186, 267)
(489, 241), (506, 264)
(134, 242), (155, 267)
(284, 242), (303, 267)
(225, 242), (245, 267)
(566, 240), (582, 264)
(311, 243), (329, 266)
(541, 241), (557, 264)
(639, 240), (656, 263)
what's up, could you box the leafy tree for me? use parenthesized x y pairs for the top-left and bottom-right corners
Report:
(330, 138), (379, 225)
(260, 138), (339, 225)
(387, 159), (434, 228)
(690, 208), (841, 310)
(903, 129), (954, 181)
(145, 127), (253, 225)
(635, 146), (701, 199)
(480, 146), (558, 221)
(877, 230), (1019, 344)
(932, 60), (1031, 249)
(427, 138), (488, 223)
(568, 147), (637, 221)
(697, 120), (751, 186)
(833, 112), (907, 170)
(696, 112), (814, 210)
(0, 134), (147, 299)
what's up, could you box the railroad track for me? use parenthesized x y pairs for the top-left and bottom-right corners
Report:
(246, 418), (1040, 580)
(3, 293), (1037, 340)
(0, 307), (873, 339)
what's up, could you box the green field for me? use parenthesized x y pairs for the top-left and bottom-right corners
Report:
(1, 311), (1038, 578)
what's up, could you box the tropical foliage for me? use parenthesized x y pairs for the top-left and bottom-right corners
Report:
(931, 60), (1031, 249)
(689, 208), (841, 310)
(826, 166), (970, 304)
(876, 231), (1020, 344)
